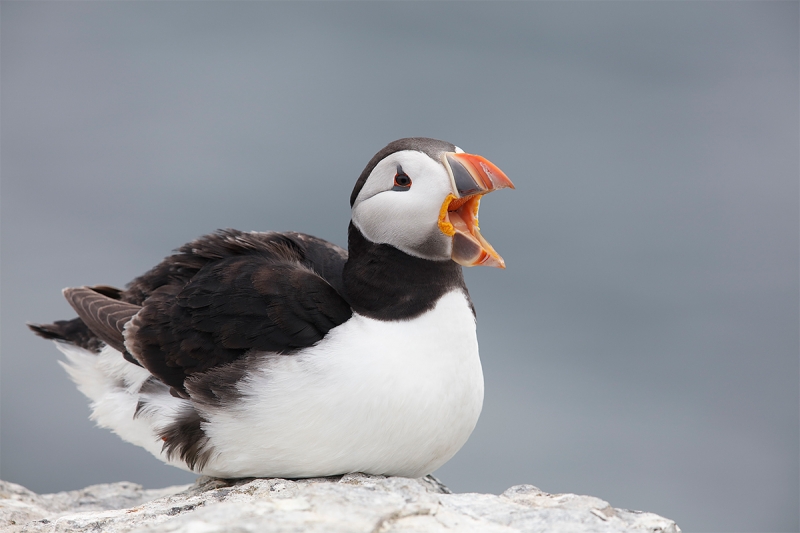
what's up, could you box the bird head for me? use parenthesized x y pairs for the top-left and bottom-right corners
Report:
(350, 138), (514, 268)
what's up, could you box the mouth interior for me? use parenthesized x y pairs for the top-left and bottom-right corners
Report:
(438, 194), (481, 237)
(438, 192), (505, 268)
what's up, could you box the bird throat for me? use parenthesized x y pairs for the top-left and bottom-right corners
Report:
(343, 224), (471, 321)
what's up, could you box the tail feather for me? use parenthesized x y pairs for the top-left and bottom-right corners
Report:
(29, 284), (144, 367)
(28, 318), (105, 353)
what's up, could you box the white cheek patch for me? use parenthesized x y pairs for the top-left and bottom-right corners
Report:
(353, 159), (397, 207)
(352, 151), (455, 261)
(355, 192), (439, 243)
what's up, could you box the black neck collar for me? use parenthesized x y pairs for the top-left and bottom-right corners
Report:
(342, 223), (471, 321)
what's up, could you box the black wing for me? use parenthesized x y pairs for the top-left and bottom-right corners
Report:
(125, 253), (352, 392)
(30, 230), (352, 393)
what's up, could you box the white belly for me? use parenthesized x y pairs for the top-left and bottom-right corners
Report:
(200, 290), (484, 478)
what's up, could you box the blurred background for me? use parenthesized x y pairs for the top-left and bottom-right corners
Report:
(1, 3), (797, 532)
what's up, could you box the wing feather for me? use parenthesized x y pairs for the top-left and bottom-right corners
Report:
(62, 286), (141, 354)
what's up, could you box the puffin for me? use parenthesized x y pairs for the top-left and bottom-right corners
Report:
(29, 137), (514, 479)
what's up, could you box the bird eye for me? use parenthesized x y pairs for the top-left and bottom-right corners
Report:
(392, 173), (412, 191)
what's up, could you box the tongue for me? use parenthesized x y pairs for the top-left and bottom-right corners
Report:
(449, 211), (506, 268)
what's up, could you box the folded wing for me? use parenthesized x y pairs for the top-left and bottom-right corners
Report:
(125, 254), (352, 393)
(34, 230), (353, 396)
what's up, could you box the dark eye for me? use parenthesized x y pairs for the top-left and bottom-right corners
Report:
(391, 164), (412, 191)
(392, 172), (412, 191)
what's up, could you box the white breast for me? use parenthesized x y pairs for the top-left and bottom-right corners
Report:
(199, 289), (484, 478)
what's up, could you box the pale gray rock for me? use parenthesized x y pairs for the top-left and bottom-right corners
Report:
(0, 474), (680, 533)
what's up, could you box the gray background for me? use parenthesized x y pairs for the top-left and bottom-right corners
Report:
(1, 2), (797, 532)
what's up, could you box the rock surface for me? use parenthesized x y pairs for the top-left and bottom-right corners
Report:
(0, 474), (680, 532)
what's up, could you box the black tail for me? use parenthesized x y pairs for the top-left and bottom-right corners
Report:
(28, 284), (130, 355)
(28, 318), (105, 353)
